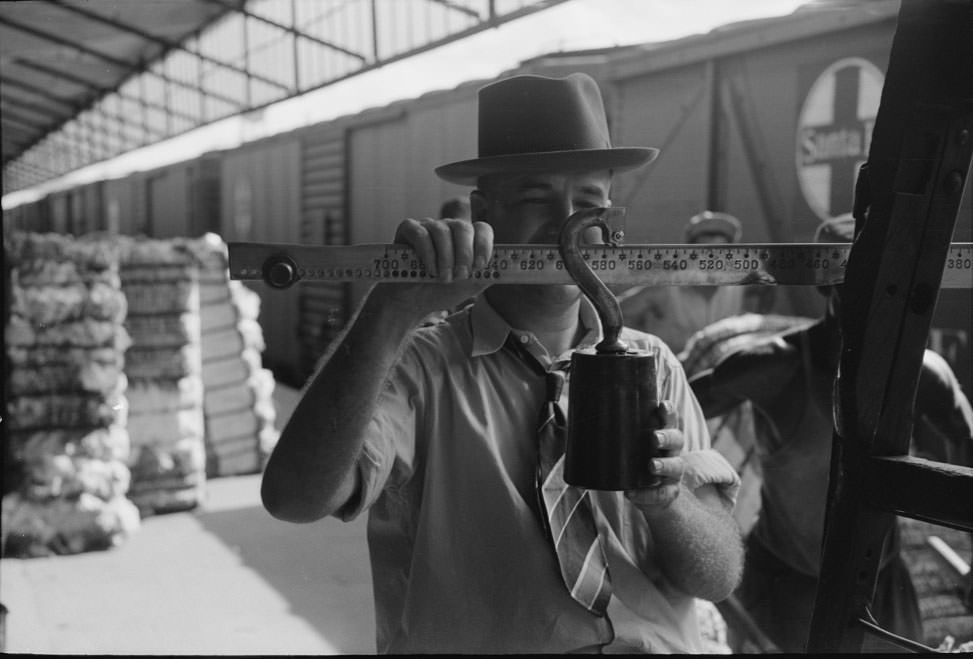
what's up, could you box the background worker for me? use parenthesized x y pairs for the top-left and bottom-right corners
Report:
(261, 72), (744, 653)
(687, 213), (973, 652)
(617, 210), (775, 354)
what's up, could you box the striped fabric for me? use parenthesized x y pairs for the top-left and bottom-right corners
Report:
(531, 359), (612, 616)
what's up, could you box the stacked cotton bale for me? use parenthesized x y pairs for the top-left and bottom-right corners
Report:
(899, 517), (973, 649)
(2, 232), (140, 557)
(119, 237), (207, 515)
(188, 234), (279, 477)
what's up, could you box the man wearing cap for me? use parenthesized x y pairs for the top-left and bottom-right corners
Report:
(617, 210), (774, 355)
(689, 213), (973, 652)
(262, 72), (744, 653)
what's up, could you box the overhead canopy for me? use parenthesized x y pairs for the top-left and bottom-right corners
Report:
(1, 0), (569, 196)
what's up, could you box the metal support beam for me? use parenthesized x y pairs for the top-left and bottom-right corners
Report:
(2, 110), (43, 133)
(0, 75), (77, 111)
(8, 59), (207, 124)
(48, 0), (292, 93)
(2, 95), (65, 122)
(371, 0), (380, 62)
(291, 0), (300, 90)
(199, 0), (368, 62)
(241, 10), (251, 107)
(9, 58), (108, 100)
(0, 15), (245, 109)
(428, 0), (482, 20)
(3, 0), (572, 192)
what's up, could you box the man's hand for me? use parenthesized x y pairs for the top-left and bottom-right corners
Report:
(263, 215), (494, 523)
(621, 401), (744, 600)
(371, 217), (494, 318)
(625, 401), (686, 514)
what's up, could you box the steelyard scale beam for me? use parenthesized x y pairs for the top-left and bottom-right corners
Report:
(227, 236), (973, 289)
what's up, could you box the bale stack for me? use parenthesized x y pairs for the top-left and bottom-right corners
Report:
(119, 237), (207, 515)
(899, 517), (973, 649)
(2, 232), (140, 557)
(189, 234), (279, 477)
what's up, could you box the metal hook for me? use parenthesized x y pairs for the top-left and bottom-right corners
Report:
(558, 207), (629, 354)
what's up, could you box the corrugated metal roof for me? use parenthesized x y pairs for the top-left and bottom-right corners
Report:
(1, 0), (570, 195)
(1, 1), (232, 179)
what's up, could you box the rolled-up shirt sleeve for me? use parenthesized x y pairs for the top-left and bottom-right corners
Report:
(681, 449), (741, 507)
(649, 335), (741, 508)
(335, 344), (421, 522)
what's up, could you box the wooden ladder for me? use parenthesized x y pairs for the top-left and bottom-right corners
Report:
(806, 0), (973, 652)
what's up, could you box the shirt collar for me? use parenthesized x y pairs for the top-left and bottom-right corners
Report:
(469, 294), (603, 358)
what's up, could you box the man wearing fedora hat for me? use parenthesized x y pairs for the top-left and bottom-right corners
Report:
(262, 72), (744, 653)
(688, 213), (973, 652)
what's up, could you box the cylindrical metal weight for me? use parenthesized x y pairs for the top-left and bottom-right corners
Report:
(564, 349), (662, 490)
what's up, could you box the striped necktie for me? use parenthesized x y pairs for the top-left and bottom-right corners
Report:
(508, 336), (613, 616)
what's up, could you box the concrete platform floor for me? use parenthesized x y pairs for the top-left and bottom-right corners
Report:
(0, 385), (376, 655)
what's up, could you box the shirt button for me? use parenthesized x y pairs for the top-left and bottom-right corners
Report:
(519, 334), (530, 344)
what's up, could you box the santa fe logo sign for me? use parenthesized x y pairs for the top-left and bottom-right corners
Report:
(796, 57), (885, 221)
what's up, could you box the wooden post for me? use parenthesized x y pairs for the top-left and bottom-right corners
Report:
(807, 0), (973, 652)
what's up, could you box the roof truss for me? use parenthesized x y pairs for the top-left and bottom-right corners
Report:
(2, 0), (569, 195)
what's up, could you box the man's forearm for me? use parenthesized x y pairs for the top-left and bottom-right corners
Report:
(646, 486), (744, 602)
(261, 287), (423, 523)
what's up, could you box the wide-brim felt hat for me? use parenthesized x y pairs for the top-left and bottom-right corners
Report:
(435, 73), (659, 185)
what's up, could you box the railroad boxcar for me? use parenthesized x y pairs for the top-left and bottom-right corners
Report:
(321, 0), (969, 388)
(6, 0), (970, 391)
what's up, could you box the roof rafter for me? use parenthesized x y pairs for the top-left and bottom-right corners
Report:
(199, 0), (369, 62)
(3, 0), (571, 194)
(47, 0), (292, 93)
(0, 75), (79, 111)
(2, 95), (66, 122)
(9, 58), (219, 123)
(0, 14), (247, 108)
(427, 0), (482, 20)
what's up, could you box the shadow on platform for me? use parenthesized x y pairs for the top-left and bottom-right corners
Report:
(193, 500), (376, 654)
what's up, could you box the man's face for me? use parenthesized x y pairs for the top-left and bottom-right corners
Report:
(474, 170), (612, 244)
(473, 170), (612, 307)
